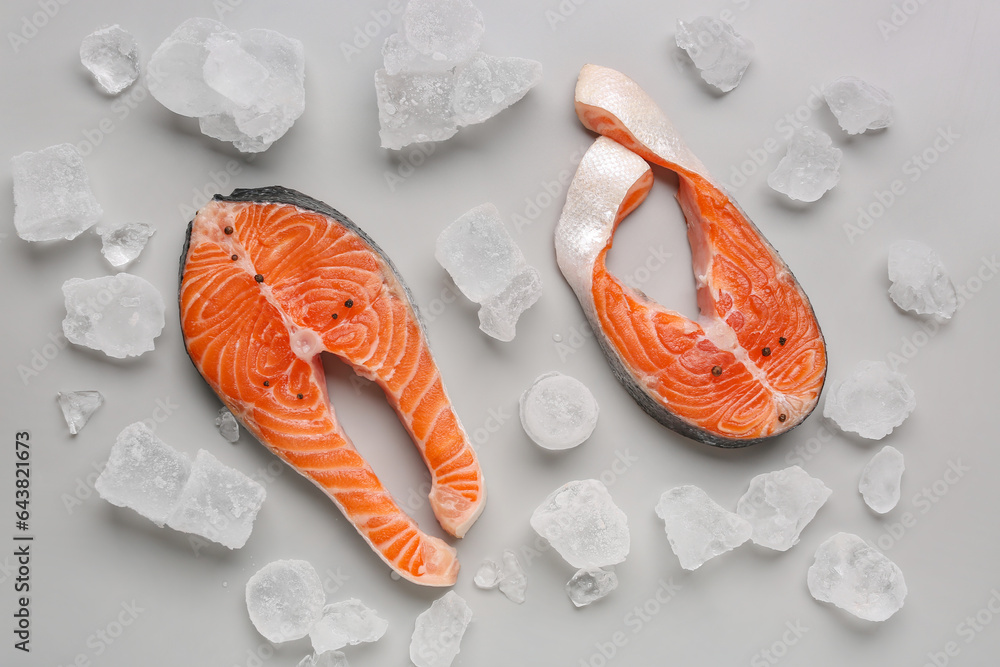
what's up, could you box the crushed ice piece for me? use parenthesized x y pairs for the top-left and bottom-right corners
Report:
(309, 599), (388, 653)
(11, 143), (103, 242)
(80, 25), (140, 94)
(246, 560), (326, 642)
(860, 446), (904, 514)
(95, 422), (192, 527)
(452, 52), (542, 126)
(375, 68), (458, 150)
(823, 76), (894, 135)
(519, 371), (599, 450)
(298, 652), (349, 667)
(62, 273), (166, 359)
(215, 407), (240, 443)
(498, 549), (527, 604)
(98, 223), (155, 267)
(807, 532), (907, 621)
(736, 466), (831, 551)
(410, 590), (473, 667)
(767, 127), (842, 202)
(165, 449), (266, 549)
(147, 18), (305, 153)
(436, 203), (541, 340)
(823, 360), (916, 439)
(473, 558), (502, 589)
(888, 240), (957, 319)
(57, 390), (104, 435)
(403, 0), (484, 65)
(675, 17), (754, 92)
(566, 568), (618, 607)
(530, 479), (630, 569)
(655, 485), (752, 570)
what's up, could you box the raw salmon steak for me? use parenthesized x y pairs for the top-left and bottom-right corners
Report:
(179, 186), (485, 585)
(555, 65), (826, 447)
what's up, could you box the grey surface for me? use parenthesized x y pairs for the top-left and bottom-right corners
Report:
(2, 1), (999, 665)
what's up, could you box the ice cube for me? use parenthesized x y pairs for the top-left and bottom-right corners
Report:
(98, 223), (155, 267)
(245, 560), (326, 642)
(736, 466), (831, 551)
(767, 127), (842, 202)
(477, 265), (542, 341)
(402, 0), (484, 66)
(519, 371), (599, 450)
(166, 449), (266, 549)
(472, 558), (502, 589)
(655, 485), (752, 570)
(675, 17), (754, 92)
(530, 479), (630, 569)
(95, 422), (191, 527)
(298, 653), (349, 667)
(375, 68), (458, 150)
(823, 76), (894, 135)
(823, 360), (916, 439)
(146, 18), (235, 117)
(203, 33), (270, 108)
(859, 446), (904, 514)
(11, 143), (103, 242)
(498, 549), (527, 604)
(62, 273), (166, 359)
(436, 203), (524, 302)
(57, 390), (104, 435)
(215, 407), (240, 443)
(807, 532), (907, 621)
(566, 568), (618, 608)
(887, 240), (957, 319)
(80, 25), (140, 94)
(409, 590), (473, 667)
(382, 32), (453, 76)
(309, 599), (388, 653)
(452, 53), (542, 126)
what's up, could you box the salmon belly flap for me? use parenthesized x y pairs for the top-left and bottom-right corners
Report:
(179, 186), (485, 586)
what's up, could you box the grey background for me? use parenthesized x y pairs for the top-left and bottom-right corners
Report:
(2, 1), (999, 665)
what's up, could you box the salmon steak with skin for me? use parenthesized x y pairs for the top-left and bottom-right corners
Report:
(555, 65), (826, 447)
(179, 186), (485, 586)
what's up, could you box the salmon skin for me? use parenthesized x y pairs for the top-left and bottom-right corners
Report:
(555, 65), (827, 447)
(179, 186), (485, 586)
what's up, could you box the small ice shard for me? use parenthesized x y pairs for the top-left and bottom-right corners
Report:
(736, 466), (831, 551)
(298, 652), (349, 667)
(147, 18), (305, 152)
(410, 590), (473, 667)
(860, 446), (904, 514)
(57, 390), (104, 435)
(80, 25), (140, 94)
(95, 422), (191, 527)
(215, 407), (240, 443)
(887, 240), (957, 319)
(566, 568), (618, 607)
(655, 485), (752, 570)
(246, 560), (326, 642)
(435, 203), (541, 341)
(519, 371), (599, 450)
(165, 449), (266, 549)
(807, 532), (907, 621)
(11, 143), (103, 242)
(530, 479), (630, 569)
(98, 223), (155, 267)
(473, 558), (502, 589)
(823, 360), (916, 439)
(375, 68), (458, 150)
(62, 273), (166, 359)
(767, 127), (842, 202)
(498, 549), (527, 604)
(675, 17), (754, 92)
(403, 0), (484, 66)
(823, 76), (894, 135)
(452, 52), (542, 126)
(309, 599), (388, 653)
